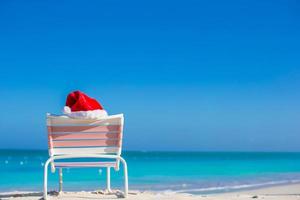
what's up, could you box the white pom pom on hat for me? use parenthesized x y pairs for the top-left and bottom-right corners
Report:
(63, 106), (71, 114)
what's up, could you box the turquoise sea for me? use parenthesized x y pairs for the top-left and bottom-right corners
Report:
(1, 150), (300, 194)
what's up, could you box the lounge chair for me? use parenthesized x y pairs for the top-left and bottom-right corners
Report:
(44, 113), (128, 199)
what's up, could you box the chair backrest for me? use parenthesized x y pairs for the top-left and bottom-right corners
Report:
(46, 114), (124, 157)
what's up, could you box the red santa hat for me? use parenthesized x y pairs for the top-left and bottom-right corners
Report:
(63, 91), (108, 119)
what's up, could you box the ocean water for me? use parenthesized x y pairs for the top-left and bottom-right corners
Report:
(1, 150), (300, 194)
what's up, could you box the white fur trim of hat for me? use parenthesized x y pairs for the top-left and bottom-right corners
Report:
(63, 106), (108, 120)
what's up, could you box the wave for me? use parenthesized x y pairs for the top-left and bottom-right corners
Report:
(174, 179), (300, 194)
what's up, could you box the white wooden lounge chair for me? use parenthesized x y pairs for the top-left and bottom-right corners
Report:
(44, 113), (128, 200)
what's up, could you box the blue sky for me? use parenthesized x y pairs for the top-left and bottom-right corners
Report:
(0, 0), (299, 151)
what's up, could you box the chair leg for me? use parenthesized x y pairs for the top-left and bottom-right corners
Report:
(119, 157), (128, 198)
(44, 158), (52, 200)
(59, 168), (63, 193)
(106, 167), (112, 193)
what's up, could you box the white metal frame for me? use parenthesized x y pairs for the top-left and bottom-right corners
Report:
(44, 114), (128, 200)
(44, 154), (128, 200)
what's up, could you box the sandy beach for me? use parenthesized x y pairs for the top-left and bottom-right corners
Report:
(2, 183), (300, 200)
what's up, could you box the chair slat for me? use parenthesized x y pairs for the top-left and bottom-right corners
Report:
(52, 147), (120, 155)
(55, 162), (116, 168)
(48, 125), (121, 133)
(47, 115), (122, 126)
(50, 139), (120, 148)
(49, 132), (121, 140)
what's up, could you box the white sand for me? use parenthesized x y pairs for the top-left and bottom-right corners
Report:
(2, 183), (300, 200)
